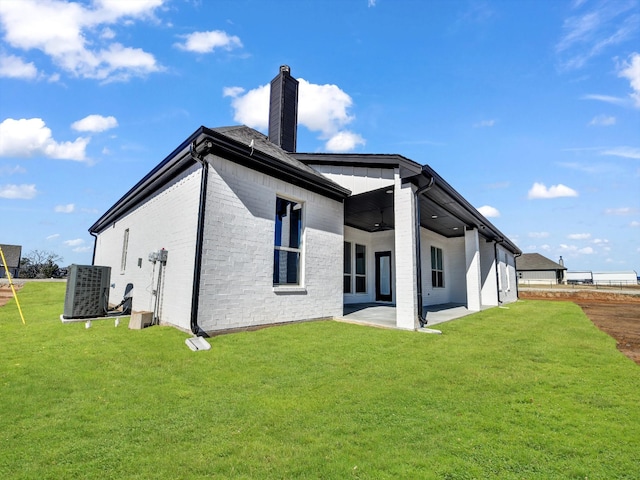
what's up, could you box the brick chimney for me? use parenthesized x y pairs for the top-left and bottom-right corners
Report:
(268, 65), (299, 152)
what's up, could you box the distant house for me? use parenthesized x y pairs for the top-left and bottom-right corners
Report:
(0, 244), (22, 279)
(516, 253), (566, 285)
(89, 66), (521, 335)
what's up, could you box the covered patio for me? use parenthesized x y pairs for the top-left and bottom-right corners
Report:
(338, 302), (475, 329)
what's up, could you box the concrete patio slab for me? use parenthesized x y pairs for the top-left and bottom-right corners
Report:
(338, 302), (475, 329)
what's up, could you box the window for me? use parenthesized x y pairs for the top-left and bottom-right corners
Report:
(273, 197), (302, 285)
(120, 228), (129, 274)
(343, 241), (352, 293)
(431, 246), (444, 288)
(355, 244), (366, 293)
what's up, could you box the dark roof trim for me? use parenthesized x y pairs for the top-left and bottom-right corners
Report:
(89, 127), (350, 234)
(294, 152), (521, 254)
(292, 152), (422, 179)
(414, 166), (522, 255)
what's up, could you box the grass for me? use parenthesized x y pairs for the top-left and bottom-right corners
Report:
(1, 282), (639, 479)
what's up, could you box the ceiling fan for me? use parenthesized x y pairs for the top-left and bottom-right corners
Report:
(372, 208), (393, 232)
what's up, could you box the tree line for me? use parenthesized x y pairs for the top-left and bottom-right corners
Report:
(18, 250), (67, 279)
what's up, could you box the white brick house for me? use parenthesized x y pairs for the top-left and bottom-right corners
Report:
(89, 66), (520, 334)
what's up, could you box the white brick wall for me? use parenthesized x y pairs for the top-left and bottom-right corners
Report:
(480, 239), (499, 307)
(419, 229), (466, 306)
(197, 154), (344, 331)
(93, 163), (201, 331)
(498, 245), (518, 304)
(394, 175), (418, 330)
(465, 228), (482, 312)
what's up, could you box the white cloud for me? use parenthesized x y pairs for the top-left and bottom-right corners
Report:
(0, 118), (89, 161)
(46, 233), (60, 240)
(559, 244), (595, 255)
(600, 146), (640, 159)
(556, 2), (640, 70)
(0, 0), (164, 82)
(568, 233), (591, 240)
(528, 232), (550, 239)
(0, 54), (38, 79)
(368, 0), (376, 7)
(91, 0), (164, 20)
(604, 207), (636, 215)
(298, 79), (355, 137)
(224, 77), (366, 152)
(588, 114), (616, 126)
(631, 220), (640, 227)
(71, 114), (118, 132)
(581, 94), (629, 106)
(223, 86), (245, 98)
(473, 119), (496, 128)
(0, 183), (37, 199)
(325, 131), (365, 152)
(527, 182), (578, 199)
(174, 30), (242, 53)
(64, 238), (85, 247)
(618, 52), (640, 108)
(476, 205), (500, 218)
(224, 84), (270, 129)
(55, 203), (75, 213)
(0, 164), (26, 176)
(540, 244), (552, 251)
(592, 238), (610, 245)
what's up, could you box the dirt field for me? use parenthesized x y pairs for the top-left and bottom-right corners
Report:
(0, 283), (19, 306)
(520, 289), (640, 365)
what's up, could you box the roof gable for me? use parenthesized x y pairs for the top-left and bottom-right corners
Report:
(516, 253), (566, 271)
(0, 244), (22, 267)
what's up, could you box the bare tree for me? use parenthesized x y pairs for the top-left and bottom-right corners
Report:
(19, 250), (64, 278)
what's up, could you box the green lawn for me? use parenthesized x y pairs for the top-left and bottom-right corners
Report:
(1, 282), (639, 479)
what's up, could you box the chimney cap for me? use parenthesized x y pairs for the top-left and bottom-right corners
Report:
(279, 65), (291, 74)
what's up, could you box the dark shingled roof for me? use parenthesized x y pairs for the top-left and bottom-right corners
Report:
(89, 125), (350, 235)
(0, 244), (22, 268)
(516, 253), (566, 271)
(210, 126), (335, 187)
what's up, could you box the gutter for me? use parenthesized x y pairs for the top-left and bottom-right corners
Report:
(189, 138), (213, 337)
(414, 171), (435, 328)
(90, 231), (98, 265)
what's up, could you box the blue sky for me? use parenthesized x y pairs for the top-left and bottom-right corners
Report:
(0, 0), (638, 273)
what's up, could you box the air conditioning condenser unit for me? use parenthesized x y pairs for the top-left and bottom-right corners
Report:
(63, 265), (111, 319)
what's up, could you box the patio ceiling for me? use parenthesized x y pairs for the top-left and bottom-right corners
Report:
(344, 183), (502, 241)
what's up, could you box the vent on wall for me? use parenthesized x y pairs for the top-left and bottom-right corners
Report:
(63, 265), (111, 319)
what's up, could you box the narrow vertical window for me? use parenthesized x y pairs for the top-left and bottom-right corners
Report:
(355, 244), (366, 293)
(273, 197), (303, 285)
(430, 246), (444, 288)
(120, 228), (129, 274)
(344, 241), (352, 293)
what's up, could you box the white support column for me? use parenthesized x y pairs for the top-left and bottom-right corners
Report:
(394, 174), (418, 330)
(465, 227), (482, 312)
